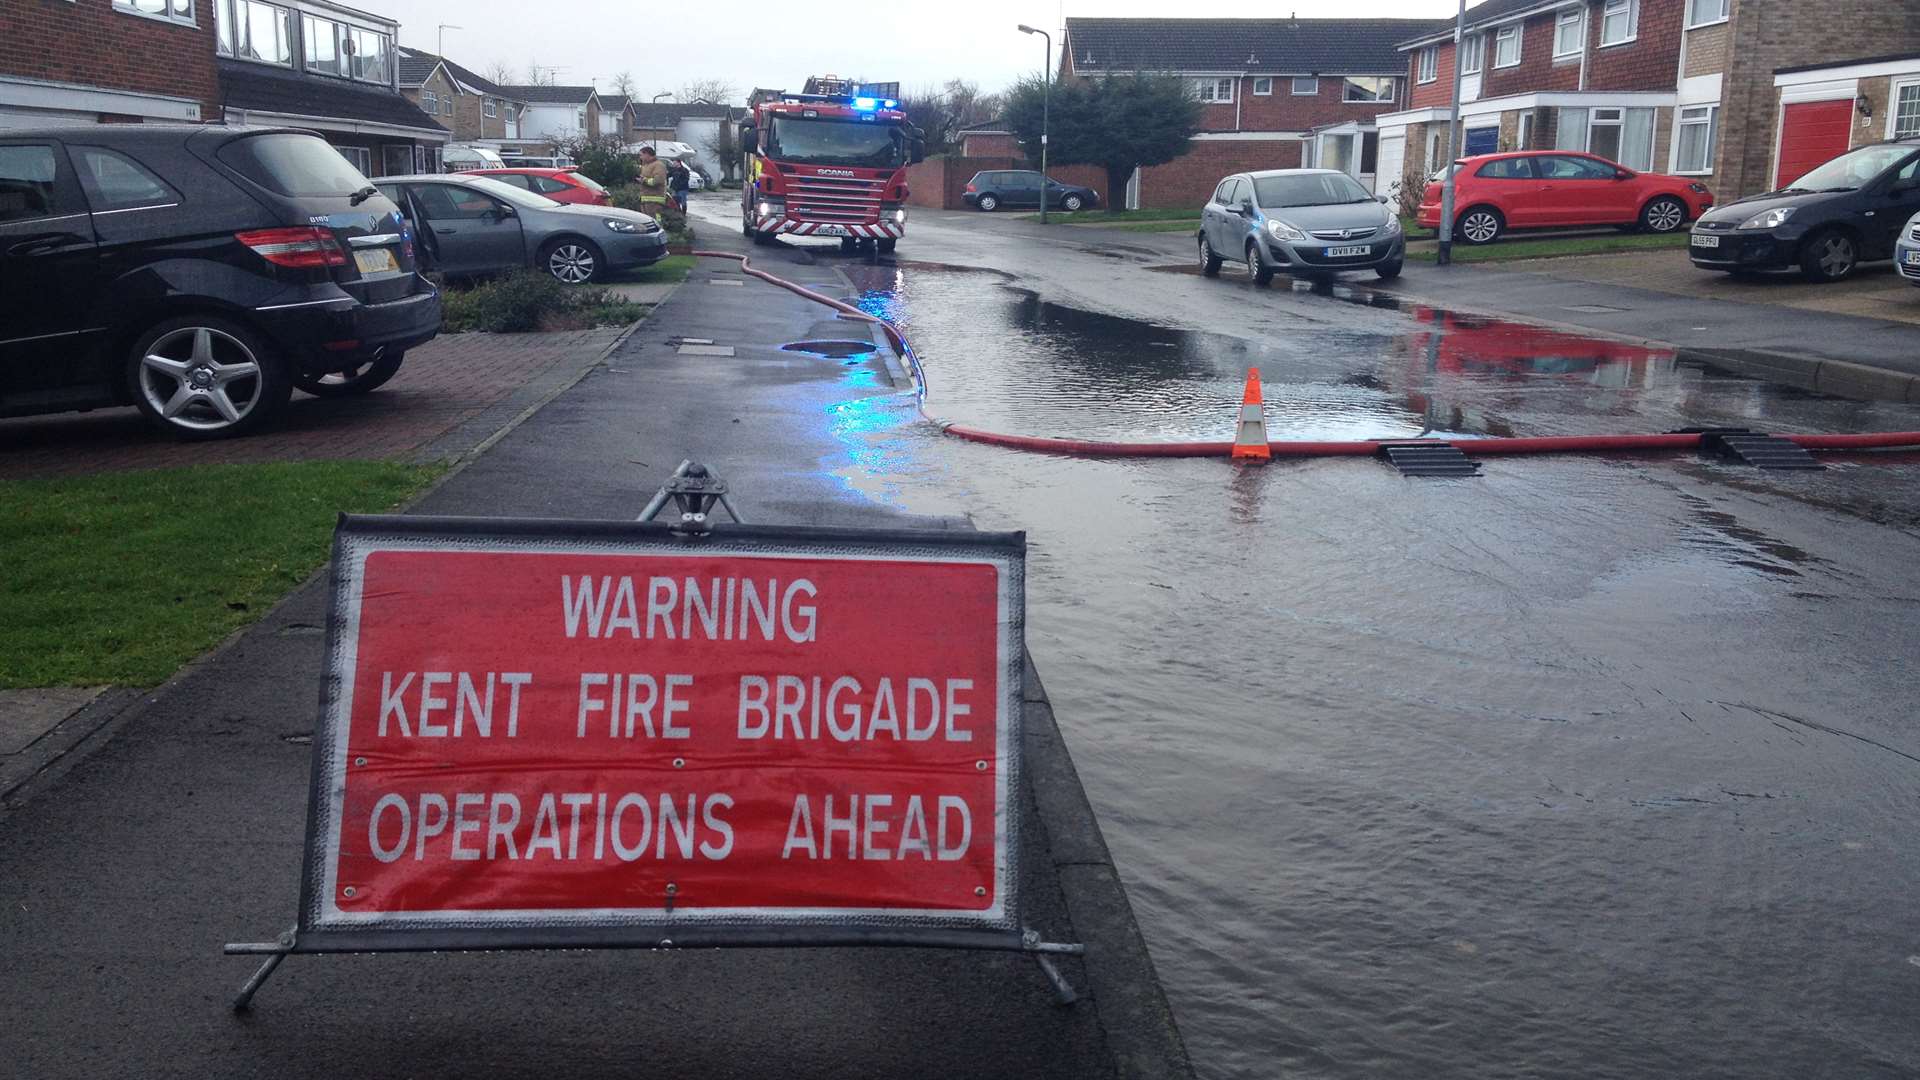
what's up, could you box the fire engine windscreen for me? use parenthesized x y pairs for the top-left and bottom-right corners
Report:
(766, 116), (909, 168)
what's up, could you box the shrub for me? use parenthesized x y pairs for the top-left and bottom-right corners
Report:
(438, 271), (647, 333)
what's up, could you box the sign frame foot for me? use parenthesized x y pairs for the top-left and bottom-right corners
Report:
(226, 928), (297, 1012)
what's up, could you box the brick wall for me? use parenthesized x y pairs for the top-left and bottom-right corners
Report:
(1237, 75), (1403, 131)
(903, 156), (1106, 209)
(1138, 138), (1302, 209)
(962, 133), (1018, 156)
(1481, 15), (1581, 97)
(1718, 0), (1920, 198)
(1853, 76), (1892, 149)
(1682, 21), (1729, 77)
(1409, 43), (1454, 109)
(1586, 0), (1683, 91)
(0, 0), (219, 115)
(402, 68), (460, 136)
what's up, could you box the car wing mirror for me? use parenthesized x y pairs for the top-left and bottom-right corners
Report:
(740, 125), (758, 155)
(1615, 169), (1634, 180)
(1377, 193), (1390, 203)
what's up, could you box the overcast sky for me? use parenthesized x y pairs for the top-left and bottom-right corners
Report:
(377, 1), (1459, 101)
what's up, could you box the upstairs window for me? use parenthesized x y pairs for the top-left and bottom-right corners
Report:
(114, 0), (194, 26)
(302, 15), (390, 83)
(441, 95), (453, 115)
(1600, 0), (1638, 46)
(484, 98), (498, 118)
(1460, 34), (1485, 75)
(1554, 9), (1585, 58)
(1252, 77), (1274, 96)
(1417, 46), (1438, 83)
(1343, 77), (1394, 103)
(1686, 0), (1729, 26)
(422, 90), (438, 113)
(1292, 76), (1319, 95)
(1494, 26), (1522, 68)
(216, 0), (291, 64)
(1193, 78), (1235, 104)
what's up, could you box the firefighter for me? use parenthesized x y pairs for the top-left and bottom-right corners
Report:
(636, 146), (670, 218)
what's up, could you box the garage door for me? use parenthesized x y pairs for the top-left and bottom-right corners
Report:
(1776, 100), (1853, 189)
(1374, 134), (1405, 199)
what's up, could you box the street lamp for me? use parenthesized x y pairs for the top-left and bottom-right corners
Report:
(1018, 23), (1052, 224)
(653, 92), (673, 103)
(1436, 0), (1468, 266)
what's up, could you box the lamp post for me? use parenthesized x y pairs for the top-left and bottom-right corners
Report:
(1436, 0), (1468, 266)
(436, 23), (461, 58)
(1018, 23), (1052, 224)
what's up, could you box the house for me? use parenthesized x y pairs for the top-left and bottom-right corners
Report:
(596, 94), (635, 143)
(1059, 16), (1440, 208)
(627, 101), (742, 181)
(0, 0), (220, 127)
(958, 119), (1017, 157)
(396, 46), (524, 154)
(501, 84), (603, 147)
(1376, 0), (1920, 206)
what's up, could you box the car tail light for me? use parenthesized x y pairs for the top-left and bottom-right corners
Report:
(236, 226), (346, 269)
(964, 182), (976, 192)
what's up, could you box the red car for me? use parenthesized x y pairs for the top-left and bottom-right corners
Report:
(1418, 151), (1713, 244)
(459, 167), (611, 206)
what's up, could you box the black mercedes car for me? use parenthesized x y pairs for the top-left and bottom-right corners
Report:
(1689, 139), (1920, 282)
(0, 124), (440, 438)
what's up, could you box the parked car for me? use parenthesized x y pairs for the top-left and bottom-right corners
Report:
(460, 167), (611, 206)
(0, 124), (439, 438)
(689, 171), (707, 192)
(375, 173), (667, 284)
(963, 170), (1098, 212)
(1198, 169), (1405, 284)
(1690, 140), (1920, 282)
(1418, 151), (1714, 244)
(1896, 209), (1920, 287)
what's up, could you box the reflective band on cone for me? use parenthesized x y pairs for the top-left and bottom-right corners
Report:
(1231, 368), (1270, 461)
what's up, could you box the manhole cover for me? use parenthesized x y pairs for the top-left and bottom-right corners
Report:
(781, 340), (875, 359)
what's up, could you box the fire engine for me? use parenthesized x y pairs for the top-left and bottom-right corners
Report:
(739, 77), (924, 255)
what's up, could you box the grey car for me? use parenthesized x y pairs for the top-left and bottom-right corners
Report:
(1898, 209), (1920, 288)
(374, 173), (667, 284)
(1198, 169), (1404, 285)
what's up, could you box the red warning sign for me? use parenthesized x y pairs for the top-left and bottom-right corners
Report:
(303, 520), (1023, 936)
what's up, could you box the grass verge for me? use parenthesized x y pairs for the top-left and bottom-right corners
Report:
(0, 460), (442, 689)
(621, 254), (695, 284)
(1407, 231), (1690, 263)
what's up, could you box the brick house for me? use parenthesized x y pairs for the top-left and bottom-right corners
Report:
(0, 0), (220, 126)
(957, 118), (1016, 157)
(396, 46), (524, 156)
(1770, 52), (1920, 189)
(1377, 0), (1920, 208)
(1058, 16), (1438, 208)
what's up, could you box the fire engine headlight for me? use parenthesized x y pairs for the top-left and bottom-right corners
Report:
(604, 219), (638, 233)
(892, 208), (908, 224)
(756, 200), (782, 217)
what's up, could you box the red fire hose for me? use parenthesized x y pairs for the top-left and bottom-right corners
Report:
(694, 250), (1920, 460)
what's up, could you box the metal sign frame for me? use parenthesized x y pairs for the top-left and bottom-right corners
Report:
(226, 513), (1081, 1009)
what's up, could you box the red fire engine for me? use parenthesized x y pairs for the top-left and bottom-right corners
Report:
(739, 77), (923, 255)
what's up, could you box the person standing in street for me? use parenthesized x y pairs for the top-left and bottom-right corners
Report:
(668, 158), (691, 211)
(636, 146), (670, 218)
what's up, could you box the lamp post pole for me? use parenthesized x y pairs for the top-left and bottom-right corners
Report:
(1436, 0), (1468, 266)
(1019, 23), (1052, 224)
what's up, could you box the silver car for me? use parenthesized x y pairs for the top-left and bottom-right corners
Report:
(1898, 209), (1920, 287)
(374, 173), (667, 284)
(1198, 169), (1405, 285)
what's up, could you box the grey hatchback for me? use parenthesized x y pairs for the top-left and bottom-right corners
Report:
(374, 173), (666, 283)
(1198, 169), (1404, 284)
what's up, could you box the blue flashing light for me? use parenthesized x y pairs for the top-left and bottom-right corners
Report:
(883, 99), (898, 109)
(854, 97), (878, 110)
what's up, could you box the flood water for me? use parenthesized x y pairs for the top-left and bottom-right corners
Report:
(837, 265), (1920, 1079)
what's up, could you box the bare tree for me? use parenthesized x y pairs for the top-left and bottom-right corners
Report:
(681, 78), (740, 105)
(608, 71), (639, 100)
(484, 59), (517, 85)
(700, 116), (741, 185)
(524, 62), (558, 87)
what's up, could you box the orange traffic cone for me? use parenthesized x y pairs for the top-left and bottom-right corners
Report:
(1231, 368), (1270, 461)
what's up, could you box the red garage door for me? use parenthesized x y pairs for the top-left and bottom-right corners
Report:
(1776, 100), (1853, 189)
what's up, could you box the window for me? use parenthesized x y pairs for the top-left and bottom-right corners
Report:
(489, 173), (533, 190)
(350, 26), (389, 82)
(422, 90), (438, 114)
(411, 183), (503, 221)
(1252, 78), (1273, 96)
(441, 95), (453, 116)
(0, 146), (60, 223)
(1477, 157), (1535, 179)
(1554, 9), (1585, 57)
(1211, 178), (1235, 204)
(218, 133), (372, 195)
(1537, 154), (1616, 180)
(1675, 105), (1717, 172)
(1600, 0), (1637, 46)
(302, 15), (388, 82)
(484, 98), (498, 118)
(114, 0), (193, 25)
(1558, 106), (1654, 170)
(1292, 77), (1319, 96)
(1194, 78), (1234, 104)
(335, 145), (372, 174)
(1460, 34), (1484, 75)
(1417, 46), (1437, 83)
(1343, 77), (1394, 103)
(1494, 26), (1521, 67)
(302, 15), (342, 75)
(216, 0), (290, 64)
(1686, 0), (1728, 27)
(1894, 82), (1920, 139)
(1518, 110), (1535, 149)
(71, 147), (180, 210)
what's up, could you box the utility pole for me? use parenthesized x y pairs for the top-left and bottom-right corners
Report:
(1018, 23), (1052, 224)
(436, 23), (461, 58)
(1436, 0), (1467, 266)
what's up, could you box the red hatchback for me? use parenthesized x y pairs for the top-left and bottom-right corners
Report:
(1418, 151), (1713, 244)
(459, 167), (611, 206)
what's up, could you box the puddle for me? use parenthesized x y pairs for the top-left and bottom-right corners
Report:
(781, 340), (876, 359)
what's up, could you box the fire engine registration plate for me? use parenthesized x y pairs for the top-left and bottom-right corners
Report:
(1691, 234), (1720, 248)
(1325, 245), (1371, 258)
(353, 248), (399, 274)
(815, 225), (850, 237)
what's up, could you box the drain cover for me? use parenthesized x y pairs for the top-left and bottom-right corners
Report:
(1377, 443), (1482, 478)
(781, 340), (875, 359)
(1701, 431), (1825, 471)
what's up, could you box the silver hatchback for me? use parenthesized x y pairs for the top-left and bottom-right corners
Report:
(375, 173), (668, 283)
(1198, 169), (1404, 285)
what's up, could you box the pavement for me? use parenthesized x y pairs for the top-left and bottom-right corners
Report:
(0, 211), (1189, 1078)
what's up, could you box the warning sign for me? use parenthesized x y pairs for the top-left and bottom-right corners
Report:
(298, 517), (1025, 944)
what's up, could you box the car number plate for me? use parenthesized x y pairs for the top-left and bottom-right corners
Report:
(1905, 251), (1920, 266)
(1325, 245), (1371, 258)
(1691, 233), (1721, 248)
(814, 225), (850, 237)
(353, 248), (399, 274)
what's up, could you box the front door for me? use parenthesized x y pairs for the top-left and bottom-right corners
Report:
(407, 182), (526, 275)
(0, 140), (103, 415)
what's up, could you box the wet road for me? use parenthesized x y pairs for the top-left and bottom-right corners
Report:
(697, 201), (1920, 1079)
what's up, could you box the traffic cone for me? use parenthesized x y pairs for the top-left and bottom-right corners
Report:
(1231, 368), (1270, 462)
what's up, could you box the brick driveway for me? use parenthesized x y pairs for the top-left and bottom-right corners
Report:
(0, 326), (624, 480)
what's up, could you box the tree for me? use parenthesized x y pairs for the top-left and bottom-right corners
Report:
(484, 59), (517, 86)
(1002, 73), (1202, 212)
(899, 79), (1004, 158)
(524, 62), (558, 87)
(608, 72), (639, 100)
(556, 134), (637, 187)
(681, 78), (739, 105)
(700, 116), (741, 185)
